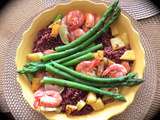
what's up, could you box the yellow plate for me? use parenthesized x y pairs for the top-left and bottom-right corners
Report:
(16, 0), (145, 120)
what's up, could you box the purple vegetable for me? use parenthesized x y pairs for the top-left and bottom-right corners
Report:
(32, 28), (63, 53)
(61, 87), (87, 112)
(104, 46), (127, 63)
(95, 28), (112, 47)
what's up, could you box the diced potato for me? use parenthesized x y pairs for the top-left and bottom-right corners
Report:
(31, 78), (42, 91)
(86, 92), (97, 105)
(49, 18), (62, 37)
(120, 50), (135, 60)
(66, 105), (77, 114)
(118, 33), (129, 45)
(110, 37), (125, 50)
(94, 50), (104, 60)
(76, 100), (86, 111)
(110, 25), (119, 36)
(27, 52), (43, 62)
(90, 98), (104, 111)
(94, 52), (98, 59)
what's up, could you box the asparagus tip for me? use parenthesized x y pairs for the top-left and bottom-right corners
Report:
(137, 79), (144, 84)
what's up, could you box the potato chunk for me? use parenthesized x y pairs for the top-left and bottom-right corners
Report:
(94, 50), (104, 60)
(31, 78), (42, 91)
(86, 92), (97, 104)
(110, 37), (125, 50)
(66, 105), (77, 114)
(111, 25), (119, 36)
(90, 98), (104, 111)
(120, 50), (135, 60)
(76, 100), (86, 111)
(118, 33), (129, 45)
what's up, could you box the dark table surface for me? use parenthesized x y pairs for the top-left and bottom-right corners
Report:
(0, 111), (159, 120)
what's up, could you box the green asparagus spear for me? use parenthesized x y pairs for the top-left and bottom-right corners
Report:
(62, 53), (94, 66)
(51, 62), (136, 83)
(99, 79), (144, 88)
(55, 44), (102, 63)
(46, 64), (143, 88)
(42, 76), (126, 101)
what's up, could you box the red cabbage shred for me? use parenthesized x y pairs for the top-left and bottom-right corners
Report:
(104, 47), (127, 63)
(95, 28), (112, 47)
(60, 87), (93, 115)
(32, 28), (63, 53)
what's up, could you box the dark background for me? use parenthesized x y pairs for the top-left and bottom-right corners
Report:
(152, 0), (160, 7)
(0, 0), (159, 119)
(1, 0), (159, 8)
(0, 0), (10, 10)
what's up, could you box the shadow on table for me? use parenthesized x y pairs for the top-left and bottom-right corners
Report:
(151, 111), (160, 120)
(151, 0), (160, 8)
(0, 111), (159, 120)
(0, 112), (14, 120)
(0, 0), (11, 9)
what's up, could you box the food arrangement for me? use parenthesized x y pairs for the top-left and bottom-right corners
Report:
(17, 0), (144, 118)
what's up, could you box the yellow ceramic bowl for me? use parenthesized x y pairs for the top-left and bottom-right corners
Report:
(16, 0), (145, 120)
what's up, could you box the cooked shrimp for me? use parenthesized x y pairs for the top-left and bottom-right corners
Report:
(97, 62), (105, 76)
(33, 88), (62, 109)
(85, 13), (95, 28)
(40, 90), (62, 107)
(109, 71), (124, 78)
(34, 88), (45, 100)
(39, 95), (61, 107)
(76, 59), (100, 74)
(66, 10), (84, 31)
(69, 28), (85, 41)
(102, 64), (127, 78)
(68, 32), (75, 42)
(121, 61), (131, 72)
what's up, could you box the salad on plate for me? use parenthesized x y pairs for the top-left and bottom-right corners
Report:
(17, 0), (144, 118)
